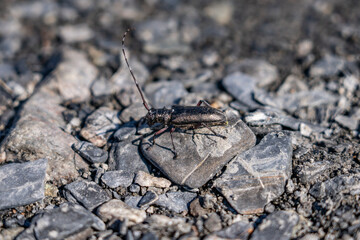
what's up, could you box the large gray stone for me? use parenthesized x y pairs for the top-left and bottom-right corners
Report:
(0, 158), (47, 210)
(215, 132), (292, 214)
(250, 211), (299, 240)
(141, 118), (255, 188)
(17, 203), (104, 240)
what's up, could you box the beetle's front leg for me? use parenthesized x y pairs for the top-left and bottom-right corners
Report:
(169, 127), (177, 159)
(196, 100), (212, 107)
(146, 127), (169, 150)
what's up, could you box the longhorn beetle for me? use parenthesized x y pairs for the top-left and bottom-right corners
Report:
(122, 29), (228, 159)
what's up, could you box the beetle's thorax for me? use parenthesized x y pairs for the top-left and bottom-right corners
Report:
(146, 108), (173, 126)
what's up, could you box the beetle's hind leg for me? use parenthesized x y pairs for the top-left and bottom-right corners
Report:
(169, 127), (177, 159)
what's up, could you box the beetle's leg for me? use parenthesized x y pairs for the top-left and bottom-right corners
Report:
(196, 100), (212, 108)
(146, 127), (169, 150)
(169, 127), (177, 159)
(204, 126), (227, 139)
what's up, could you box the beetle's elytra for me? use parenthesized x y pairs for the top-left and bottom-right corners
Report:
(122, 29), (228, 159)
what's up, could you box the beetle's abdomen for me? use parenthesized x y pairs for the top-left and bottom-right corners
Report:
(170, 106), (227, 128)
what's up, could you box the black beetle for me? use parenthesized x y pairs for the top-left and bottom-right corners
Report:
(122, 29), (228, 158)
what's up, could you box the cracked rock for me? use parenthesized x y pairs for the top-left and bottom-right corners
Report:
(0, 158), (47, 210)
(141, 117), (255, 188)
(64, 180), (111, 210)
(250, 211), (300, 240)
(215, 132), (293, 214)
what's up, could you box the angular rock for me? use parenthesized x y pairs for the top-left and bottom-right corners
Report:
(134, 171), (171, 188)
(309, 55), (345, 78)
(72, 141), (108, 163)
(309, 174), (360, 200)
(144, 81), (188, 108)
(254, 90), (338, 113)
(205, 220), (253, 240)
(17, 203), (104, 240)
(80, 107), (121, 147)
(215, 132), (292, 214)
(64, 180), (111, 210)
(124, 195), (142, 209)
(113, 121), (137, 141)
(335, 115), (359, 130)
(97, 199), (146, 226)
(0, 158), (47, 210)
(233, 59), (279, 88)
(155, 191), (197, 213)
(277, 75), (308, 95)
(146, 215), (192, 235)
(138, 190), (158, 208)
(141, 117), (255, 188)
(0, 49), (94, 183)
(250, 211), (299, 240)
(101, 170), (134, 188)
(109, 137), (150, 174)
(222, 72), (261, 109)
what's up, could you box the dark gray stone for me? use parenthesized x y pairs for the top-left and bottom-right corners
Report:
(129, 184), (141, 193)
(254, 90), (338, 113)
(124, 196), (142, 209)
(144, 81), (188, 108)
(101, 170), (134, 188)
(222, 72), (261, 109)
(72, 141), (108, 163)
(0, 158), (47, 210)
(113, 121), (137, 141)
(155, 191), (197, 213)
(80, 107), (121, 147)
(17, 203), (104, 240)
(309, 55), (345, 78)
(109, 137), (150, 174)
(309, 174), (360, 200)
(64, 180), (111, 210)
(141, 117), (255, 188)
(250, 211), (299, 240)
(335, 115), (359, 130)
(215, 132), (293, 214)
(207, 220), (253, 240)
(137, 190), (158, 208)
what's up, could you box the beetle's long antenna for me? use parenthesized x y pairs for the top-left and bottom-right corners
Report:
(122, 28), (150, 111)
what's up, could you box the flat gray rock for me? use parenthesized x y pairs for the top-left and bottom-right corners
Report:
(113, 121), (137, 141)
(141, 118), (256, 188)
(215, 132), (292, 214)
(17, 203), (104, 240)
(0, 158), (47, 210)
(72, 141), (108, 163)
(155, 191), (197, 213)
(309, 55), (345, 78)
(335, 115), (359, 130)
(64, 180), (111, 210)
(222, 71), (261, 109)
(109, 137), (150, 174)
(101, 170), (134, 188)
(250, 211), (299, 240)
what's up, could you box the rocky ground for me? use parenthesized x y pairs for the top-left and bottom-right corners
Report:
(0, 0), (360, 239)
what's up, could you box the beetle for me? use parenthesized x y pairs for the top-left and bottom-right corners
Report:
(122, 29), (228, 159)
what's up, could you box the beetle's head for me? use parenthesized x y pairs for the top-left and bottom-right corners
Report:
(145, 109), (157, 126)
